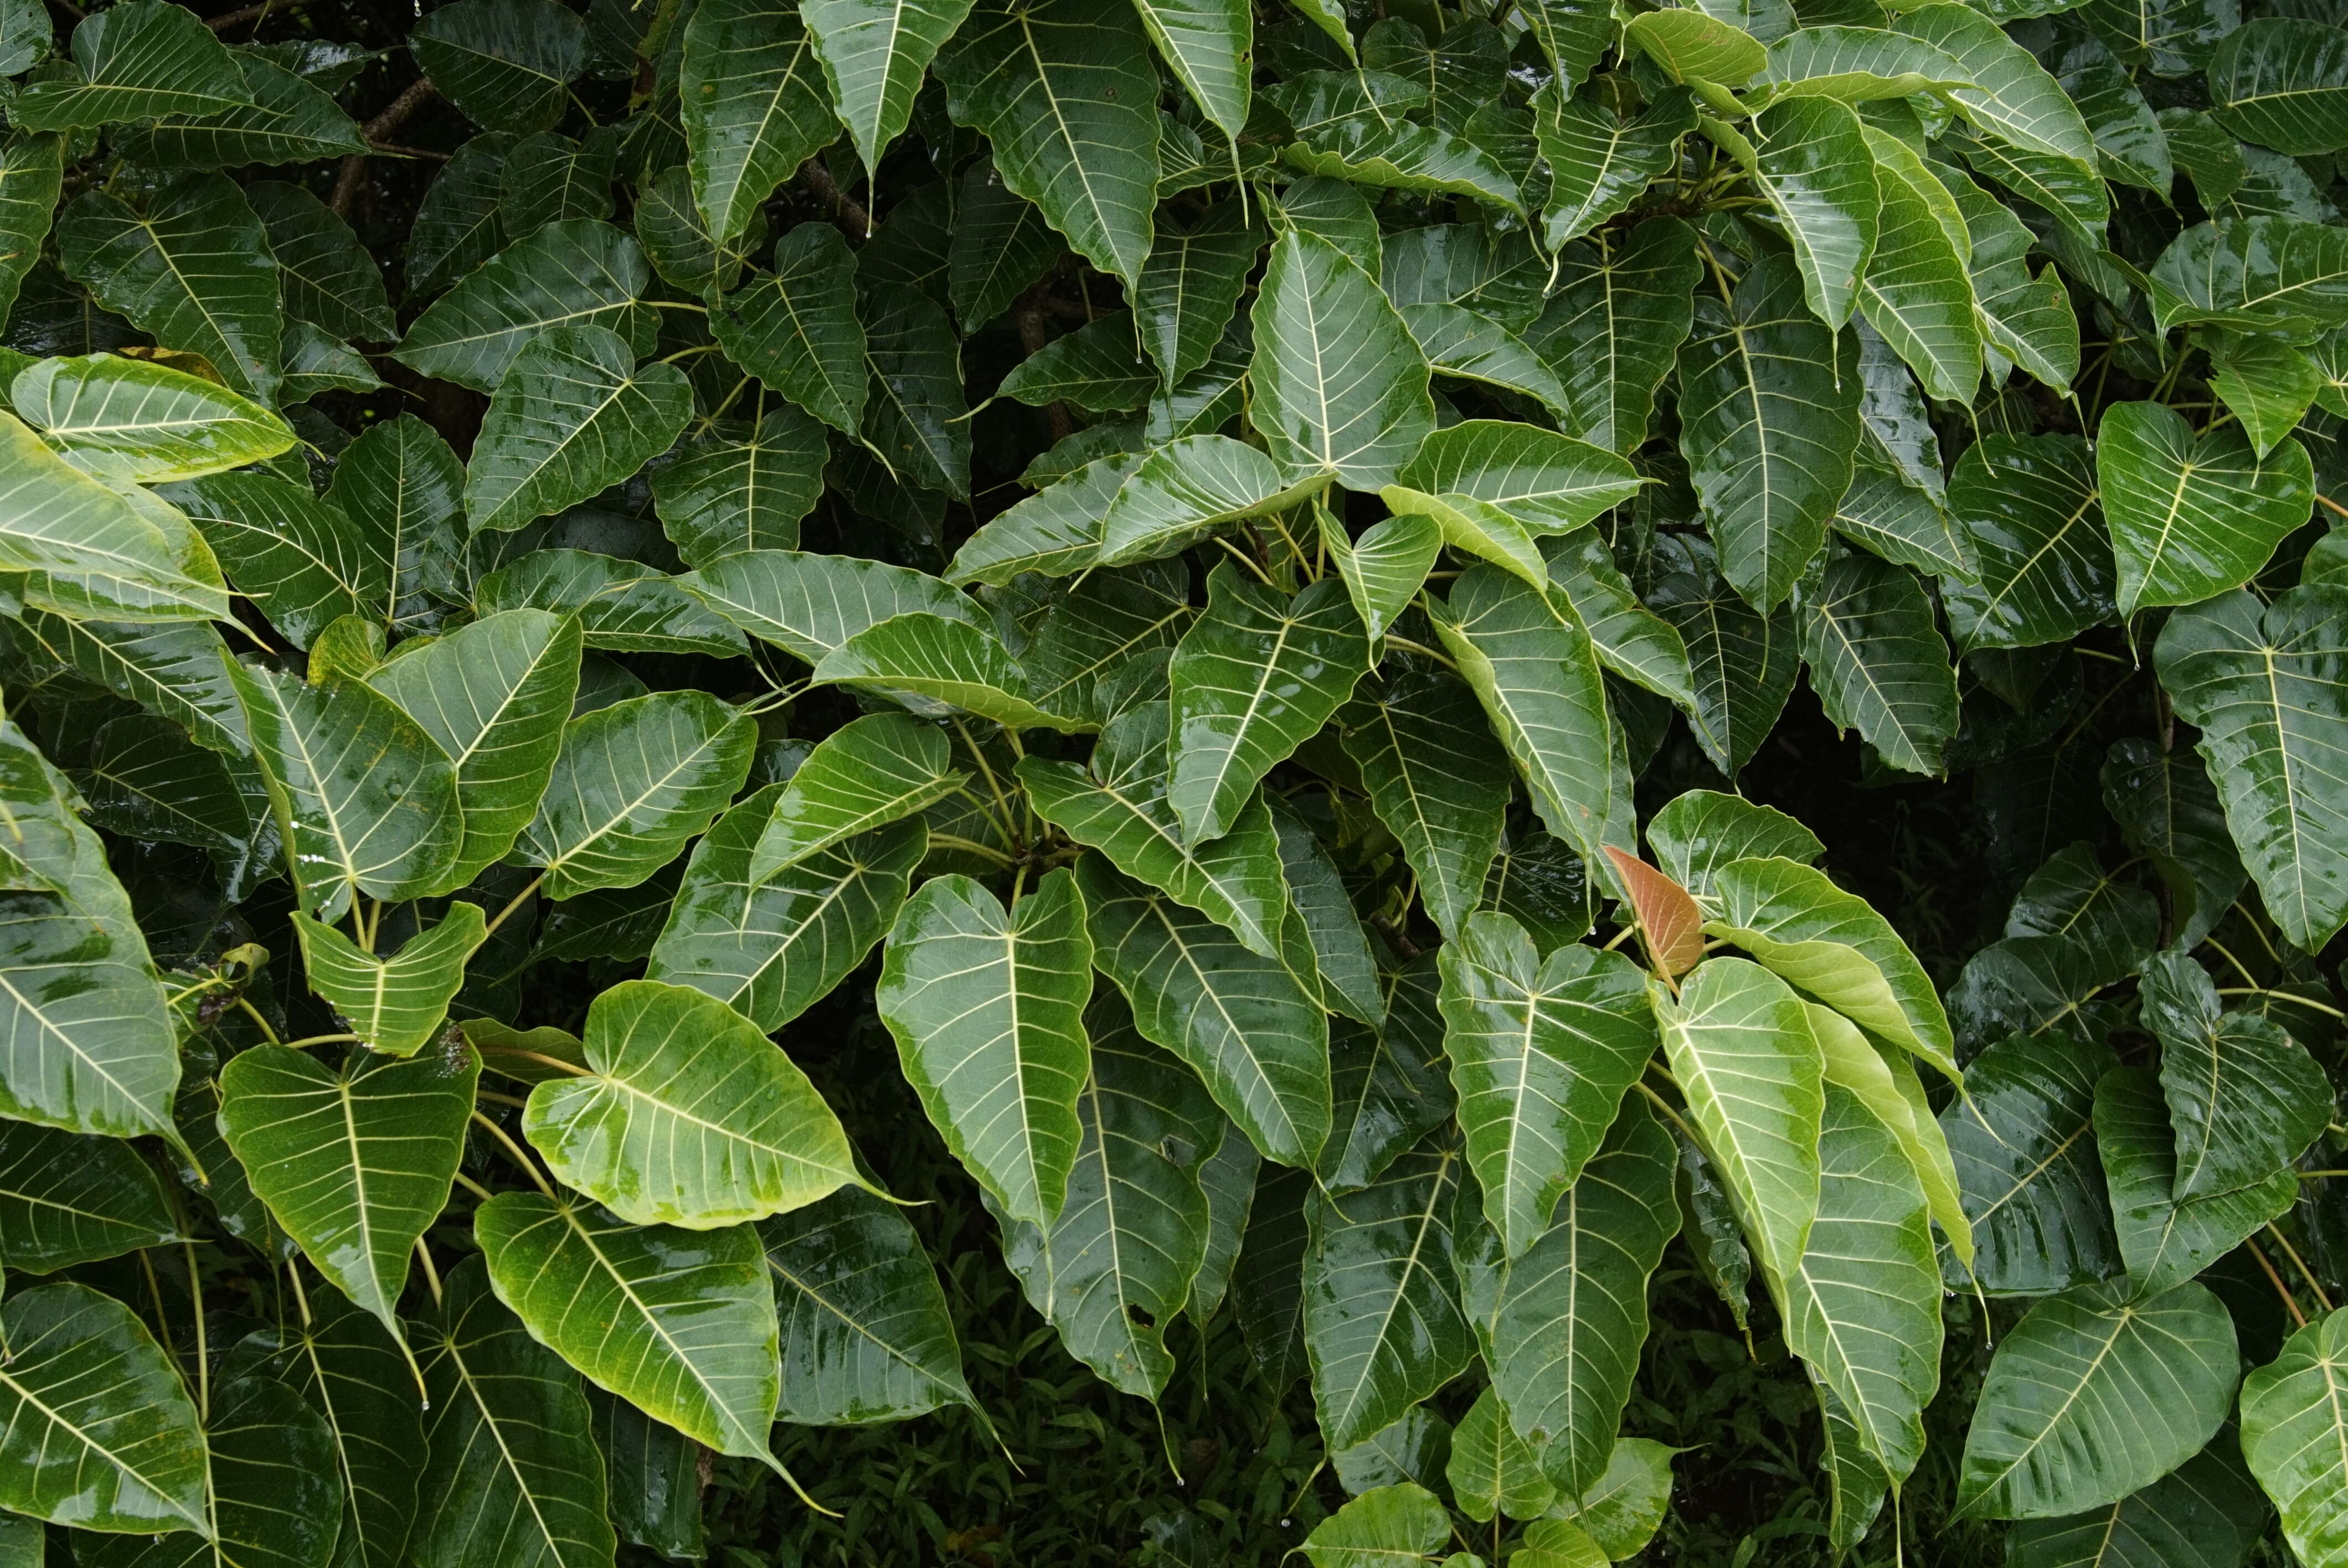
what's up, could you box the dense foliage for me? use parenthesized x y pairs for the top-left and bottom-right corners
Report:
(9, 0), (2348, 1561)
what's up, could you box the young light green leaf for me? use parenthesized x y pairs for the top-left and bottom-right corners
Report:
(291, 904), (488, 1058)
(761, 1185), (981, 1425)
(1957, 1279), (2237, 1520)
(1438, 914), (1654, 1259)
(1297, 1484), (1451, 1568)
(2156, 586), (2348, 952)
(523, 978), (859, 1227)
(13, 353), (291, 484)
(1077, 855), (1331, 1168)
(1248, 229), (1436, 490)
(1894, 4), (2098, 168)
(513, 690), (757, 900)
(368, 610), (584, 890)
(1321, 509), (1441, 643)
(476, 1191), (781, 1464)
(1648, 791), (1824, 898)
(1651, 956), (1824, 1284)
(1168, 564), (1368, 845)
(878, 869), (1093, 1229)
(1448, 1386), (1554, 1523)
(219, 1042), (477, 1350)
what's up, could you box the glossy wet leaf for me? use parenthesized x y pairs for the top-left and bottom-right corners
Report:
(681, 0), (836, 244)
(1248, 229), (1436, 490)
(0, 1118), (179, 1272)
(1943, 434), (2114, 656)
(748, 713), (962, 882)
(2094, 1064), (2293, 1294)
(2241, 1306), (2348, 1568)
(290, 903), (488, 1057)
(393, 220), (652, 394)
(1340, 669), (1510, 941)
(2139, 950), (2330, 1199)
(465, 325), (694, 535)
(523, 978), (858, 1227)
(712, 225), (868, 435)
(2098, 403), (2314, 618)
(13, 353), (291, 484)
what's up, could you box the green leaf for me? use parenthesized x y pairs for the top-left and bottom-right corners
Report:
(2094, 1064), (2294, 1294)
(1553, 534), (1692, 699)
(1796, 550), (1959, 777)
(747, 713), (962, 882)
(878, 868), (1092, 1228)
(1136, 199), (1259, 385)
(1535, 84), (1695, 251)
(413, 1258), (616, 1568)
(1704, 855), (1957, 1079)
(464, 325), (693, 535)
(1947, 168), (2080, 393)
(2139, 951), (2330, 1199)
(1191, 1112), (1261, 1320)
(1548, 1440), (1678, 1561)
(1753, 25), (1971, 102)
(1077, 855), (1331, 1168)
(1432, 563), (1635, 884)
(1019, 709), (1293, 958)
(636, 164), (761, 302)
(248, 180), (395, 344)
(680, 546), (990, 664)
(645, 791), (923, 1031)
(2080, 0), (2232, 74)
(56, 174), (281, 403)
(114, 53), (369, 170)
(760, 1185), (980, 1424)
(1648, 791), (1823, 898)
(1651, 956), (1824, 1283)
(477, 1192), (780, 1462)
(998, 312), (1155, 412)
(406, 134), (516, 295)
(1448, 1386), (1554, 1523)
(1625, 9), (1765, 88)
(1304, 1140), (1471, 1450)
(1248, 229), (1436, 489)
(291, 904), (487, 1058)
(1167, 565), (1368, 845)
(812, 611), (1077, 731)
(0, 134), (61, 328)
(1781, 1082), (1943, 1486)
(11, 614), (246, 759)
(2206, 332), (2323, 459)
(1943, 434), (2114, 655)
(80, 1374), (341, 1568)
(1131, 0), (1248, 135)
(2009, 1436), (2270, 1568)
(0, 1282), (207, 1534)
(949, 157), (1059, 334)
(0, 1118), (179, 1272)
(859, 282), (970, 501)
(394, 220), (652, 394)
(2102, 739), (2243, 952)
(219, 1043), (476, 1350)
(162, 473), (371, 650)
(1397, 302), (1570, 418)
(12, 353), (291, 484)
(1020, 560), (1194, 725)
(475, 551), (745, 658)
(712, 226), (867, 435)
(1893, 4), (2097, 169)
(936, 0), (1162, 291)
(1297, 1484), (1450, 1567)
(803, 0), (977, 172)
(1438, 913), (1655, 1259)
(990, 997), (1218, 1399)
(651, 408), (826, 567)
(1096, 435), (1328, 567)
(2147, 216), (2348, 337)
(1678, 251), (1862, 612)
(1340, 669), (1510, 941)
(1331, 1407), (1449, 1496)
(1473, 1098), (1678, 1495)
(231, 661), (463, 921)
(2210, 17), (2348, 157)
(2241, 1306), (2348, 1568)
(1855, 126), (1981, 403)
(512, 689), (758, 900)
(407, 0), (585, 135)
(1957, 1278), (2237, 1520)
(1322, 509), (1441, 643)
(522, 978), (859, 1227)
(12, 0), (251, 130)
(2156, 586), (2348, 951)
(2097, 403), (2314, 618)
(680, 0), (836, 243)
(246, 1290), (424, 1568)
(1649, 553), (1802, 776)
(368, 610), (584, 890)
(1832, 459), (1973, 580)
(326, 415), (466, 629)
(1270, 801), (1383, 1028)
(1747, 97), (1880, 332)
(1533, 218), (1700, 456)
(1321, 960), (1454, 1192)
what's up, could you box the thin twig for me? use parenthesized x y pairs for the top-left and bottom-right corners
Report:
(2248, 1237), (2310, 1329)
(471, 1111), (555, 1198)
(205, 0), (308, 30)
(2268, 1225), (2335, 1313)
